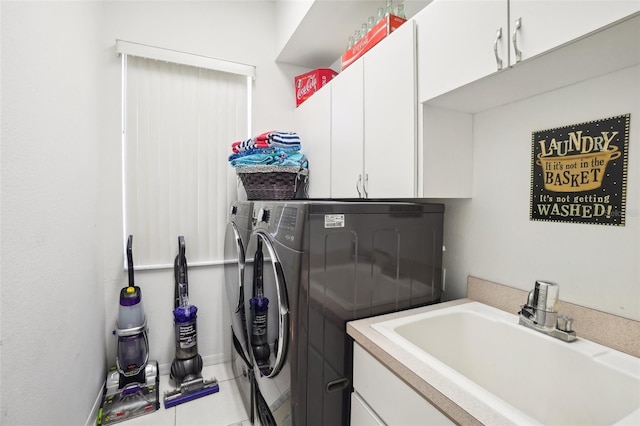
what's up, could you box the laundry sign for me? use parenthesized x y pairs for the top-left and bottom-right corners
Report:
(530, 114), (630, 226)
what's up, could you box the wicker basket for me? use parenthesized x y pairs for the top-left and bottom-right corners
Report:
(237, 165), (309, 200)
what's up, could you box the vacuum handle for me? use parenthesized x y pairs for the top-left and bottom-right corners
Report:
(127, 235), (134, 287)
(254, 239), (264, 299)
(178, 235), (186, 260)
(175, 235), (189, 309)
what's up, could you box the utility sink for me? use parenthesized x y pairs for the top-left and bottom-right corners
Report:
(371, 301), (640, 425)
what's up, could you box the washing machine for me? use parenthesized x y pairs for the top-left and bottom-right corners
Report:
(223, 201), (254, 422)
(242, 200), (444, 426)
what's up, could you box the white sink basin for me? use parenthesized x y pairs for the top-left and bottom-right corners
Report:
(371, 301), (640, 425)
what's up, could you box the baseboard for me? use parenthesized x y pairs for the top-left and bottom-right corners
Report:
(85, 387), (103, 426)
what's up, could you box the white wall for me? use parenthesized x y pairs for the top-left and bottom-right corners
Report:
(275, 0), (314, 55)
(1, 1), (302, 424)
(1, 2), (106, 425)
(438, 65), (640, 321)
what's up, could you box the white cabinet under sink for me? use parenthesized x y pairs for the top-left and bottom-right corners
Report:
(351, 343), (454, 426)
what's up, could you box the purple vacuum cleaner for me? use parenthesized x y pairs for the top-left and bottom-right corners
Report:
(163, 236), (219, 408)
(97, 235), (160, 425)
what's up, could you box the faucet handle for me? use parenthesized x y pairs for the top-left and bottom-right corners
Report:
(557, 314), (573, 332)
(526, 289), (535, 307)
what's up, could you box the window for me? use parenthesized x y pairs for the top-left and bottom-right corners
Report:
(118, 40), (254, 268)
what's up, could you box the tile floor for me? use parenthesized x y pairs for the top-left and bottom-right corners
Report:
(123, 362), (252, 426)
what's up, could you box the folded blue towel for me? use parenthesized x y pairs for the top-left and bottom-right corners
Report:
(228, 146), (299, 162)
(231, 151), (307, 169)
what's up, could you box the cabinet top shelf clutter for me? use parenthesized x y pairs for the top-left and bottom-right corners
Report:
(275, 0), (431, 69)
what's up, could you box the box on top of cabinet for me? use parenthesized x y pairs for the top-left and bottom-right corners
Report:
(295, 68), (338, 107)
(341, 14), (407, 70)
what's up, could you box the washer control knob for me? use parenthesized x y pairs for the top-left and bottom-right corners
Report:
(262, 209), (270, 223)
(257, 208), (270, 223)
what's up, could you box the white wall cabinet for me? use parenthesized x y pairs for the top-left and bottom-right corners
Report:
(298, 2), (640, 200)
(293, 83), (332, 198)
(351, 343), (454, 426)
(363, 19), (417, 198)
(331, 20), (417, 198)
(330, 60), (364, 198)
(417, 0), (640, 104)
(416, 0), (508, 103)
(508, 0), (640, 65)
(415, 0), (640, 198)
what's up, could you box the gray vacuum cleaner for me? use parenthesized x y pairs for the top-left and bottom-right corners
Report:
(163, 236), (219, 408)
(97, 235), (160, 425)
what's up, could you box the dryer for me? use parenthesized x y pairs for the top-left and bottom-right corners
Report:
(223, 201), (254, 422)
(242, 200), (444, 425)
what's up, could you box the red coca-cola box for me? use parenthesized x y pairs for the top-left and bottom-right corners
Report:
(341, 14), (407, 70)
(295, 68), (338, 106)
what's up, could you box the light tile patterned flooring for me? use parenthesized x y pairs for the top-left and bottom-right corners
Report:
(123, 362), (251, 426)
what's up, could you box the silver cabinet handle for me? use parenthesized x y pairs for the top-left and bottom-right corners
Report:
(356, 174), (362, 198)
(512, 17), (522, 63)
(494, 27), (503, 70)
(363, 173), (369, 199)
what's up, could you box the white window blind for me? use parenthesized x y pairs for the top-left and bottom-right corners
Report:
(119, 42), (252, 268)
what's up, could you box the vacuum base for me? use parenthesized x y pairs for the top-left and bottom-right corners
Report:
(97, 361), (160, 425)
(163, 376), (219, 408)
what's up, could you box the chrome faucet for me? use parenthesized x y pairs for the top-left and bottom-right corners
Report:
(518, 280), (577, 342)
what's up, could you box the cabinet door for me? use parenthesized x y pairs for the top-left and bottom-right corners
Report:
(351, 392), (384, 426)
(509, 0), (640, 64)
(364, 20), (417, 198)
(353, 343), (454, 425)
(331, 60), (364, 198)
(293, 84), (332, 198)
(416, 0), (508, 103)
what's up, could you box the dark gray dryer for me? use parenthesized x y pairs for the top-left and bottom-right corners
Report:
(223, 201), (254, 422)
(242, 201), (444, 426)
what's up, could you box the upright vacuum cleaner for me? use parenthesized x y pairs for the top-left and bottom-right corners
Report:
(98, 235), (160, 425)
(163, 236), (219, 408)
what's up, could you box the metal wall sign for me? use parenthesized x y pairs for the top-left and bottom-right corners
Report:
(530, 114), (630, 226)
